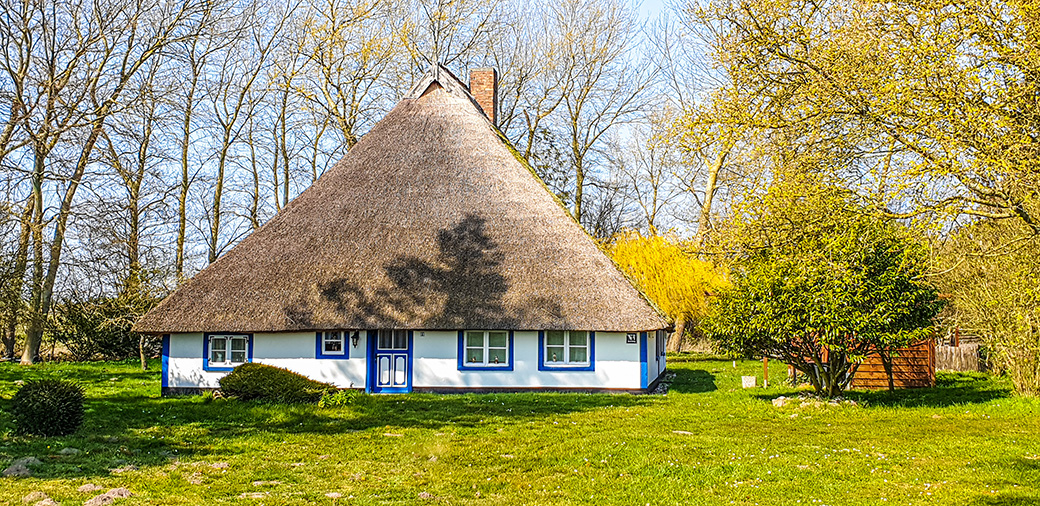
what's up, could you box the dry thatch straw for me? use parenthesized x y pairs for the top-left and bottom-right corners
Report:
(135, 67), (666, 334)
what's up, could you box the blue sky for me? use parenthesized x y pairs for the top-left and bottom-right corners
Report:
(638, 0), (671, 18)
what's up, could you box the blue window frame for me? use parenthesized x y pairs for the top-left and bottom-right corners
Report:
(457, 330), (514, 371)
(203, 333), (253, 371)
(538, 331), (595, 371)
(316, 330), (355, 359)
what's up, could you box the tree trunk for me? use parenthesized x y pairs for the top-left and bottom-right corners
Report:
(208, 142), (229, 264)
(139, 334), (148, 371)
(247, 116), (261, 230)
(127, 105), (151, 292)
(880, 349), (896, 392)
(22, 148), (46, 365)
(177, 70), (199, 281)
(23, 124), (101, 364)
(666, 318), (686, 353)
(696, 134), (735, 247)
(3, 198), (34, 360)
(573, 155), (584, 223)
(696, 148), (726, 246)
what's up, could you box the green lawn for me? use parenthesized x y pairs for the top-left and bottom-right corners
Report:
(1, 356), (1037, 505)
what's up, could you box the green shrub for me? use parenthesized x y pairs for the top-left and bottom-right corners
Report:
(50, 291), (161, 361)
(318, 388), (367, 408)
(218, 363), (335, 403)
(11, 379), (85, 436)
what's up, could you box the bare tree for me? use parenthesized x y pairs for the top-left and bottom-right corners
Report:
(293, 0), (397, 149)
(401, 0), (505, 68)
(204, 0), (297, 264)
(15, 0), (214, 364)
(608, 107), (685, 232)
(172, 8), (234, 280)
(550, 0), (655, 224)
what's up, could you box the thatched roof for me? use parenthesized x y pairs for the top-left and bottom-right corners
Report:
(135, 66), (667, 334)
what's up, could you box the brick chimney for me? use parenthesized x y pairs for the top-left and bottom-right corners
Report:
(469, 68), (498, 126)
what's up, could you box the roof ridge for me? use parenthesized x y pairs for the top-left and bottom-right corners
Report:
(404, 64), (493, 125)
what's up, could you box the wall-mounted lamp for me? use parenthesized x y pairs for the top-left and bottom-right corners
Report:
(350, 330), (360, 348)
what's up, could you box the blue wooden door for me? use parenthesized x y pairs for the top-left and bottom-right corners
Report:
(370, 330), (412, 393)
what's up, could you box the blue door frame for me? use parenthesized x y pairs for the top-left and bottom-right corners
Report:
(367, 330), (413, 393)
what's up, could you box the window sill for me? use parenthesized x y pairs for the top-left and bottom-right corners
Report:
(203, 362), (244, 372)
(459, 363), (514, 371)
(539, 363), (594, 371)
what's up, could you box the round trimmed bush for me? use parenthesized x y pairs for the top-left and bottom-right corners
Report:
(11, 379), (85, 436)
(218, 363), (335, 403)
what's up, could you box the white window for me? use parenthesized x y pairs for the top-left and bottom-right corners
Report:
(322, 331), (345, 355)
(544, 331), (589, 366)
(464, 330), (509, 367)
(209, 335), (249, 367)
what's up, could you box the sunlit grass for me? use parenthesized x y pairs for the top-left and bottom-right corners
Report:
(1, 355), (1037, 505)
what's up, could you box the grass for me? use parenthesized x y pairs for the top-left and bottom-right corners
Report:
(0, 356), (1037, 505)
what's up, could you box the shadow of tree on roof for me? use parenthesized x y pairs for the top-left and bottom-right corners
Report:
(284, 213), (565, 329)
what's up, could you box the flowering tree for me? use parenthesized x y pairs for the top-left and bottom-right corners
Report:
(610, 230), (728, 351)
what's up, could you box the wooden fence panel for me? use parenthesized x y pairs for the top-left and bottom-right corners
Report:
(850, 340), (935, 389)
(936, 344), (981, 372)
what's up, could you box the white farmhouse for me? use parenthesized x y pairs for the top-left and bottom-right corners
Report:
(134, 66), (669, 394)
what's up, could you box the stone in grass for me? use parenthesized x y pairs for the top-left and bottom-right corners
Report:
(325, 493), (342, 498)
(78, 484), (104, 493)
(239, 492), (268, 499)
(110, 465), (138, 474)
(22, 492), (48, 504)
(4, 464), (31, 478)
(83, 488), (134, 506)
(82, 495), (114, 506)
(5, 458), (41, 478)
(58, 448), (81, 456)
(105, 489), (132, 499)
(418, 491), (436, 500)
(210, 462), (229, 470)
(252, 480), (282, 486)
(35, 499), (61, 506)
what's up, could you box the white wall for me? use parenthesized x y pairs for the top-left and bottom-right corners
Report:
(411, 331), (643, 390)
(656, 329), (667, 378)
(167, 332), (219, 389)
(166, 332), (367, 390)
(167, 329), (651, 392)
